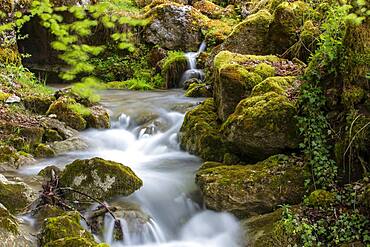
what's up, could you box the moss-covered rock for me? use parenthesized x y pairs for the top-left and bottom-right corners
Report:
(144, 3), (203, 51)
(23, 95), (55, 115)
(179, 98), (229, 162)
(0, 47), (21, 65)
(46, 97), (88, 131)
(221, 10), (273, 55)
(43, 129), (64, 142)
(193, 0), (224, 18)
(196, 155), (306, 218)
(0, 203), (18, 234)
(304, 189), (336, 208)
(251, 76), (296, 96)
(38, 166), (62, 179)
(222, 92), (300, 161)
(59, 157), (143, 201)
(39, 212), (95, 246)
(0, 174), (36, 214)
(161, 51), (188, 88)
(213, 51), (286, 121)
(86, 105), (110, 129)
(185, 83), (212, 97)
(34, 144), (56, 158)
(44, 237), (100, 247)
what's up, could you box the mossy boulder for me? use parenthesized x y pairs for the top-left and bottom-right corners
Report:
(221, 10), (273, 55)
(185, 83), (212, 97)
(46, 97), (88, 131)
(59, 157), (143, 201)
(251, 76), (296, 96)
(86, 105), (110, 129)
(44, 237), (102, 247)
(213, 51), (283, 121)
(34, 144), (56, 158)
(304, 189), (336, 208)
(179, 98), (229, 162)
(39, 212), (96, 246)
(38, 166), (62, 179)
(144, 3), (203, 50)
(161, 51), (188, 88)
(0, 174), (36, 214)
(43, 129), (64, 142)
(222, 92), (300, 161)
(193, 0), (223, 18)
(196, 155), (306, 218)
(268, 1), (311, 54)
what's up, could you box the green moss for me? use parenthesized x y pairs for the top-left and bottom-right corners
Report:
(44, 129), (64, 142)
(179, 98), (229, 162)
(39, 212), (95, 246)
(0, 47), (21, 65)
(0, 203), (19, 234)
(196, 155), (306, 217)
(221, 92), (299, 161)
(161, 51), (187, 88)
(185, 83), (212, 97)
(0, 91), (11, 102)
(34, 144), (56, 158)
(38, 166), (62, 178)
(304, 189), (336, 208)
(44, 237), (99, 247)
(253, 63), (276, 79)
(67, 103), (92, 117)
(251, 76), (296, 96)
(341, 85), (366, 108)
(23, 95), (55, 114)
(59, 157), (143, 201)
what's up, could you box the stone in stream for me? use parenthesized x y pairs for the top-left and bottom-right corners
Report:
(59, 157), (143, 202)
(0, 174), (37, 214)
(195, 155), (306, 218)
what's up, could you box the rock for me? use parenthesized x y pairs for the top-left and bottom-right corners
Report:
(48, 136), (88, 155)
(220, 10), (273, 55)
(304, 189), (336, 208)
(161, 51), (188, 88)
(33, 205), (65, 228)
(185, 83), (212, 97)
(179, 98), (229, 162)
(23, 95), (54, 115)
(251, 76), (296, 96)
(43, 129), (64, 142)
(241, 208), (299, 247)
(213, 51), (282, 121)
(46, 97), (88, 131)
(86, 105), (110, 129)
(34, 144), (56, 158)
(196, 155), (306, 218)
(40, 117), (78, 140)
(183, 78), (201, 90)
(5, 95), (21, 104)
(193, 0), (224, 18)
(59, 157), (143, 201)
(0, 203), (34, 246)
(38, 211), (96, 246)
(268, 1), (311, 54)
(0, 174), (36, 214)
(144, 3), (203, 51)
(38, 166), (62, 179)
(222, 92), (300, 161)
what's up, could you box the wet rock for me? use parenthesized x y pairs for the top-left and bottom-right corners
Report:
(48, 136), (88, 155)
(144, 3), (203, 51)
(86, 105), (110, 129)
(221, 10), (273, 55)
(179, 98), (228, 162)
(196, 155), (306, 217)
(38, 166), (62, 179)
(185, 83), (212, 97)
(40, 117), (78, 140)
(0, 145), (36, 169)
(38, 211), (97, 246)
(43, 129), (64, 142)
(59, 157), (143, 201)
(34, 144), (56, 158)
(183, 78), (201, 90)
(0, 174), (37, 214)
(222, 92), (300, 161)
(0, 203), (34, 246)
(161, 51), (188, 89)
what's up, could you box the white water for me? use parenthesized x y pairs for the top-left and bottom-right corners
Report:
(20, 90), (242, 247)
(180, 42), (206, 84)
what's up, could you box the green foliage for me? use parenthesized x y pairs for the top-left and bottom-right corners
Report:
(162, 51), (186, 72)
(67, 103), (91, 117)
(70, 77), (103, 103)
(297, 4), (353, 189)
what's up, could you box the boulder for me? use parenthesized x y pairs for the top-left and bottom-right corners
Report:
(221, 92), (300, 161)
(86, 105), (110, 129)
(193, 0), (224, 18)
(0, 174), (36, 214)
(34, 144), (56, 158)
(40, 117), (79, 140)
(251, 76), (296, 96)
(144, 3), (203, 51)
(179, 98), (229, 162)
(196, 155), (306, 218)
(161, 51), (188, 88)
(213, 51), (282, 121)
(220, 10), (273, 55)
(0, 203), (34, 246)
(23, 95), (55, 115)
(48, 136), (88, 155)
(59, 157), (143, 201)
(185, 83), (212, 97)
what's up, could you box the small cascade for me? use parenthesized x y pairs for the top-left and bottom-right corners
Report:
(180, 42), (206, 86)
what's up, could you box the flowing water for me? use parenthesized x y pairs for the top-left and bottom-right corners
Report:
(19, 89), (242, 247)
(180, 42), (206, 84)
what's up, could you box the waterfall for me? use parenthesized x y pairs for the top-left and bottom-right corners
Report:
(180, 42), (206, 87)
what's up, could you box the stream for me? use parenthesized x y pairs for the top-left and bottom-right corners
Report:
(19, 89), (242, 247)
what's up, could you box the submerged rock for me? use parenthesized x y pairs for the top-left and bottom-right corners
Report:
(59, 157), (143, 201)
(179, 98), (228, 162)
(0, 174), (36, 214)
(144, 3), (203, 50)
(196, 155), (306, 218)
(222, 92), (300, 161)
